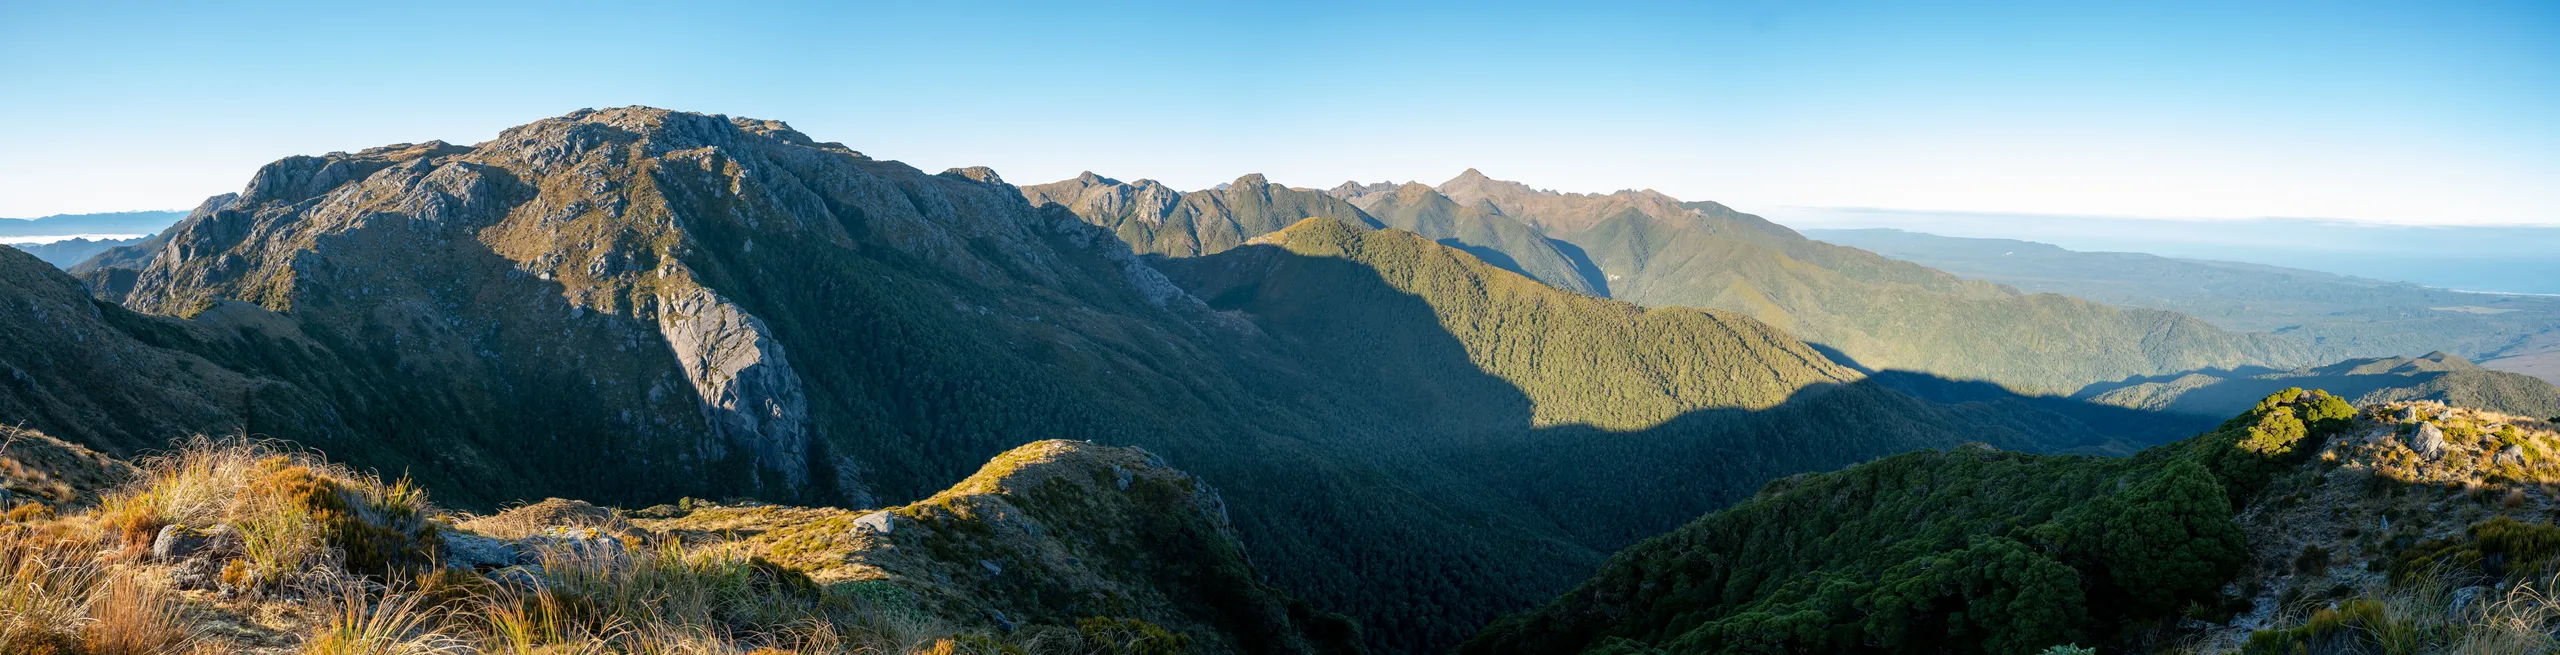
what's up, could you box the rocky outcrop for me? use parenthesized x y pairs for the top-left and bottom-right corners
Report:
(2412, 421), (2449, 458)
(1021, 172), (1183, 227)
(655, 285), (812, 492)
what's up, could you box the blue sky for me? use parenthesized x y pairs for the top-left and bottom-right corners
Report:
(3, 1), (2553, 224)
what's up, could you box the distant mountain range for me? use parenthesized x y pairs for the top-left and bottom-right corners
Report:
(1808, 228), (2560, 386)
(0, 209), (182, 237)
(1773, 207), (2560, 295)
(6, 235), (147, 267)
(1034, 168), (2326, 394)
(2075, 352), (2560, 420)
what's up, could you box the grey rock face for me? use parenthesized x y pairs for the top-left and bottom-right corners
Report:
(151, 524), (238, 562)
(491, 565), (546, 591)
(2499, 445), (2528, 467)
(169, 557), (222, 590)
(2451, 585), (2489, 618)
(853, 510), (895, 535)
(941, 166), (1006, 185)
(1024, 172), (1183, 226)
(2399, 406), (2422, 422)
(444, 532), (522, 570)
(657, 285), (811, 491)
(2411, 422), (2449, 458)
(516, 526), (630, 565)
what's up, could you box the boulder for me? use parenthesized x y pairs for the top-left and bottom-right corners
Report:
(2498, 445), (2527, 467)
(2411, 422), (2448, 459)
(2399, 406), (2421, 422)
(490, 565), (546, 592)
(443, 532), (521, 570)
(852, 510), (895, 535)
(2451, 585), (2490, 618)
(516, 526), (628, 565)
(168, 557), (221, 590)
(151, 524), (239, 562)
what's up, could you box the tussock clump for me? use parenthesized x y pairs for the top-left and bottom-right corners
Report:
(456, 497), (636, 541)
(94, 438), (438, 589)
(2244, 567), (2560, 654)
(304, 583), (467, 655)
(0, 528), (200, 653)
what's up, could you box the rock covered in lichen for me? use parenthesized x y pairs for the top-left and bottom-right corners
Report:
(2412, 422), (2449, 458)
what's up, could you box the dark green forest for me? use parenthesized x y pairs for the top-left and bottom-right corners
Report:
(1461, 390), (2360, 655)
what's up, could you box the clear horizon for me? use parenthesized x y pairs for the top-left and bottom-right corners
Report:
(3, 1), (2553, 226)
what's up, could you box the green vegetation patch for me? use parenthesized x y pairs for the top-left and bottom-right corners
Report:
(2392, 517), (2560, 584)
(1464, 390), (2360, 655)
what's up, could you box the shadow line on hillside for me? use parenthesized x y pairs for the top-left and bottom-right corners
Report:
(1544, 238), (1612, 298)
(2072, 364), (2293, 398)
(1153, 242), (2228, 560)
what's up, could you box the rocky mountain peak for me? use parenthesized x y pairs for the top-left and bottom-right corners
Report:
(1436, 168), (1543, 198)
(95, 105), (1196, 507)
(1324, 180), (1399, 209)
(940, 166), (1007, 185)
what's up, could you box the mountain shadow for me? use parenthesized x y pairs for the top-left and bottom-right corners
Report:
(1154, 219), (2247, 647)
(1544, 236), (1611, 298)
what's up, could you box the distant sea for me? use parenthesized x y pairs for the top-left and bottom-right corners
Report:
(1760, 207), (2560, 295)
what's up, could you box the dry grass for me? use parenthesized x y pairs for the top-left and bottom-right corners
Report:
(304, 583), (469, 655)
(0, 528), (201, 654)
(81, 572), (198, 654)
(2452, 573), (2560, 654)
(3, 439), (1111, 654)
(457, 498), (635, 541)
(2247, 566), (2560, 654)
(94, 438), (439, 590)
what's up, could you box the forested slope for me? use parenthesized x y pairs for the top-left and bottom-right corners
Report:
(1160, 218), (2183, 548)
(1467, 388), (2560, 655)
(1462, 391), (2360, 655)
(1544, 201), (2316, 393)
